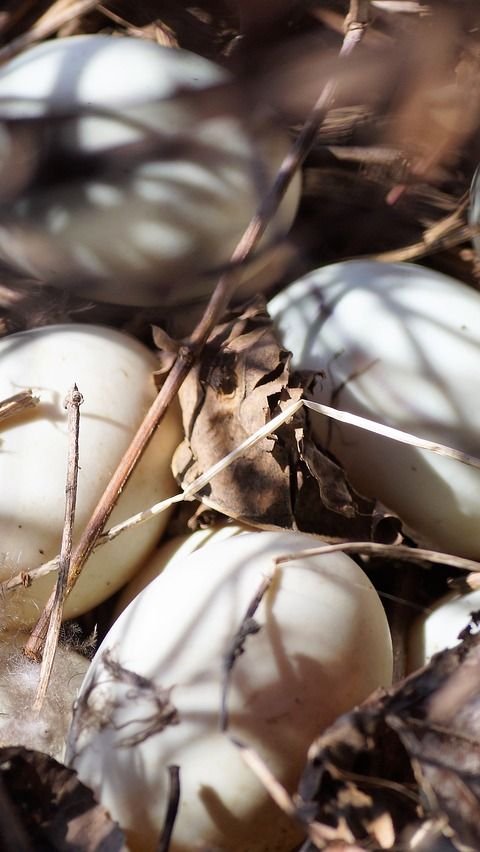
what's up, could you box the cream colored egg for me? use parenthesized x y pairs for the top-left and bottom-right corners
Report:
(0, 324), (182, 625)
(269, 261), (480, 559)
(67, 529), (392, 852)
(408, 589), (480, 672)
(0, 36), (300, 307)
(113, 522), (252, 617)
(0, 630), (89, 760)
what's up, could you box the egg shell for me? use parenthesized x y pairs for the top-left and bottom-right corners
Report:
(268, 260), (480, 559)
(113, 522), (252, 618)
(408, 589), (480, 672)
(0, 630), (89, 761)
(0, 323), (182, 625)
(0, 36), (300, 307)
(67, 529), (393, 852)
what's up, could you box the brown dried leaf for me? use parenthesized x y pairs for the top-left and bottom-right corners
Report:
(170, 298), (376, 539)
(297, 632), (480, 852)
(0, 745), (126, 851)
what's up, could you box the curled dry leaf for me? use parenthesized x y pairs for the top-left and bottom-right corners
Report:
(0, 745), (126, 851)
(168, 297), (381, 540)
(296, 630), (480, 851)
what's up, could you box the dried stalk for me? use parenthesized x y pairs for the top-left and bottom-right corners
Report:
(0, 0), (100, 63)
(220, 571), (273, 732)
(25, 0), (371, 659)
(157, 765), (181, 852)
(29, 387), (82, 711)
(370, 195), (470, 263)
(303, 400), (480, 471)
(230, 737), (298, 820)
(274, 541), (480, 574)
(0, 390), (38, 424)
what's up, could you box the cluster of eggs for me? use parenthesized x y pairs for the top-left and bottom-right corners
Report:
(0, 26), (478, 852)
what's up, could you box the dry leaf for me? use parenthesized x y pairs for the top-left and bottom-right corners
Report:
(169, 298), (378, 540)
(297, 632), (480, 851)
(0, 745), (126, 851)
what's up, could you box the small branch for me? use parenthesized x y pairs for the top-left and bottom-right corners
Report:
(220, 572), (273, 732)
(28, 386), (82, 716)
(230, 737), (298, 820)
(25, 0), (371, 659)
(0, 0), (100, 64)
(303, 400), (480, 471)
(25, 351), (195, 660)
(370, 195), (470, 264)
(274, 541), (480, 574)
(157, 765), (181, 852)
(0, 390), (38, 424)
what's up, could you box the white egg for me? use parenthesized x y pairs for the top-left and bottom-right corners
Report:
(0, 323), (182, 625)
(268, 260), (480, 559)
(0, 36), (300, 307)
(0, 629), (89, 761)
(113, 522), (252, 618)
(67, 529), (392, 852)
(408, 589), (480, 672)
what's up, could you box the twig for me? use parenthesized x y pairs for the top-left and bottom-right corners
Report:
(220, 572), (273, 732)
(370, 195), (470, 263)
(303, 400), (480, 471)
(29, 385), (82, 716)
(274, 541), (480, 574)
(230, 736), (298, 820)
(0, 0), (100, 64)
(157, 766), (181, 852)
(24, 3), (371, 660)
(0, 390), (38, 424)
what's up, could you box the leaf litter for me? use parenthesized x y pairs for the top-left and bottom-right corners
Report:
(168, 296), (381, 540)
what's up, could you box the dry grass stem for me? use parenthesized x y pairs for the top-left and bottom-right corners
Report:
(304, 400), (480, 471)
(28, 386), (82, 694)
(220, 571), (274, 732)
(0, 0), (100, 64)
(370, 195), (470, 263)
(274, 542), (480, 574)
(157, 765), (181, 852)
(230, 737), (298, 820)
(0, 390), (38, 424)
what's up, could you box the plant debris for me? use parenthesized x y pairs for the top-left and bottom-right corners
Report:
(296, 630), (480, 851)
(0, 745), (126, 851)
(168, 297), (381, 540)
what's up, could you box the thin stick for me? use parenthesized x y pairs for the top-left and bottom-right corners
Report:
(369, 195), (470, 264)
(0, 0), (100, 64)
(157, 765), (181, 852)
(29, 387), (83, 712)
(25, 351), (195, 659)
(274, 541), (480, 574)
(230, 737), (298, 819)
(25, 1), (371, 659)
(303, 400), (480, 471)
(220, 572), (273, 732)
(0, 390), (38, 424)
